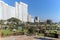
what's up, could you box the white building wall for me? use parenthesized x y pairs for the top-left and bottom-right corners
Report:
(3, 4), (10, 20)
(31, 18), (34, 23)
(15, 2), (19, 18)
(6, 5), (11, 19)
(27, 14), (32, 22)
(0, 1), (15, 20)
(0, 0), (30, 22)
(1, 1), (8, 20)
(20, 2), (28, 22)
(10, 6), (15, 18)
(0, 1), (2, 19)
(19, 3), (22, 21)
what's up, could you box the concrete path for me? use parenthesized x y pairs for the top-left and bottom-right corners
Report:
(0, 35), (60, 40)
(1, 35), (36, 40)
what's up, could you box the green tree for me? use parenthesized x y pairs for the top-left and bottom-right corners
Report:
(0, 20), (5, 29)
(46, 19), (52, 24)
(7, 17), (21, 29)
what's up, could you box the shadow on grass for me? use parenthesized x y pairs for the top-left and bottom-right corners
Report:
(34, 37), (54, 40)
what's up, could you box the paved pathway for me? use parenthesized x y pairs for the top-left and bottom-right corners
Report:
(1, 35), (36, 40)
(0, 35), (60, 40)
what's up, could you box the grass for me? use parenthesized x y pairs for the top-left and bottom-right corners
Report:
(47, 30), (60, 34)
(1, 29), (23, 37)
(1, 29), (60, 37)
(1, 29), (14, 36)
(38, 33), (44, 36)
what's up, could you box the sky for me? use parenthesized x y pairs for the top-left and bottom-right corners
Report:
(2, 0), (60, 22)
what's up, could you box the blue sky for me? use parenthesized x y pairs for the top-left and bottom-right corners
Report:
(2, 0), (60, 22)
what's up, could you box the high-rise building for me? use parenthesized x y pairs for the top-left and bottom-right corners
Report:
(15, 2), (28, 22)
(0, 0), (31, 22)
(19, 2), (28, 22)
(27, 14), (32, 22)
(15, 2), (19, 19)
(0, 1), (15, 20)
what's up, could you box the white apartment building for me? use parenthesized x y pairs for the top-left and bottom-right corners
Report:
(0, 1), (15, 20)
(27, 14), (32, 22)
(0, 0), (32, 22)
(15, 2), (29, 22)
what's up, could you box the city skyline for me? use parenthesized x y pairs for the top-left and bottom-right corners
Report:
(2, 0), (60, 22)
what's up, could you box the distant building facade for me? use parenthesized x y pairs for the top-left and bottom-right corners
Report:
(15, 2), (28, 22)
(0, 0), (32, 22)
(34, 16), (40, 23)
